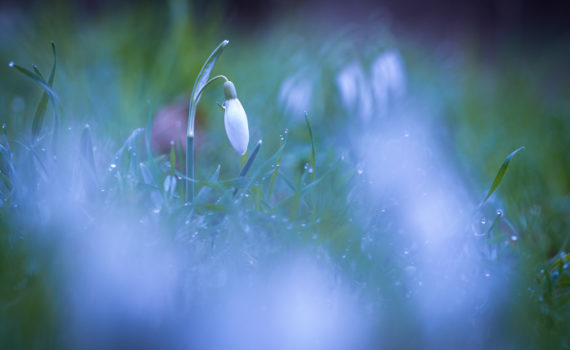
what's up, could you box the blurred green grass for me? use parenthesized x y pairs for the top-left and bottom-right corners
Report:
(1, 1), (569, 349)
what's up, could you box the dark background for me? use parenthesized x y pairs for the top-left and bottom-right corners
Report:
(2, 0), (570, 43)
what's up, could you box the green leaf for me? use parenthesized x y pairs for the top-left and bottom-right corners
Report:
(305, 112), (316, 182)
(9, 62), (60, 105)
(187, 40), (229, 137)
(196, 164), (221, 202)
(239, 140), (262, 177)
(268, 131), (286, 201)
(483, 146), (525, 202)
(80, 125), (97, 182)
(31, 43), (57, 141)
(233, 141), (262, 197)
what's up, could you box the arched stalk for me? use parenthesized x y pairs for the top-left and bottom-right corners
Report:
(185, 40), (229, 203)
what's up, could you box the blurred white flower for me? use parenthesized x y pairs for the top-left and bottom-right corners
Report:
(223, 81), (249, 155)
(278, 72), (313, 120)
(371, 50), (406, 114)
(336, 61), (373, 122)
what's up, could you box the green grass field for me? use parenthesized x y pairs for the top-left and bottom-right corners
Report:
(1, 2), (569, 349)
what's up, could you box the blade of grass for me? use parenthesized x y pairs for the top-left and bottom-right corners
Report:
(483, 146), (525, 203)
(80, 125), (97, 184)
(239, 140), (262, 177)
(9, 63), (60, 104)
(305, 113), (316, 182)
(31, 43), (57, 141)
(268, 133), (285, 201)
(233, 140), (262, 197)
(196, 164), (221, 201)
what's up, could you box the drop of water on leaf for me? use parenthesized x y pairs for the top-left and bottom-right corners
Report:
(480, 217), (487, 225)
(308, 167), (314, 173)
(485, 272), (491, 278)
(284, 128), (288, 134)
(511, 235), (518, 241)
(8, 62), (14, 67)
(357, 169), (364, 175)
(496, 209), (503, 216)
(153, 209), (160, 214)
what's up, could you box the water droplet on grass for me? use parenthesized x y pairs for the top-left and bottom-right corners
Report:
(480, 217), (487, 225)
(8, 62), (14, 67)
(496, 209), (503, 216)
(357, 169), (363, 175)
(511, 235), (518, 241)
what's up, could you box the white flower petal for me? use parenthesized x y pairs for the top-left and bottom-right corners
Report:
(224, 98), (249, 155)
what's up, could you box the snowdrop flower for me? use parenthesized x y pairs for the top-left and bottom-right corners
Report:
(278, 72), (313, 120)
(336, 61), (373, 122)
(371, 50), (406, 114)
(223, 81), (249, 155)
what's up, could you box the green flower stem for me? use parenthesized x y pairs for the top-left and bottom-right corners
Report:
(185, 40), (229, 203)
(195, 75), (229, 103)
(185, 75), (230, 204)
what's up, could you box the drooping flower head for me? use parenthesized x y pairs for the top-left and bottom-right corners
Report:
(223, 81), (249, 155)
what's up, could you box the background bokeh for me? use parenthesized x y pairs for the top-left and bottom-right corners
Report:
(1, 0), (569, 349)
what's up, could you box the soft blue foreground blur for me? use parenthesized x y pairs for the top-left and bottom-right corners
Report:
(1, 1), (569, 349)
